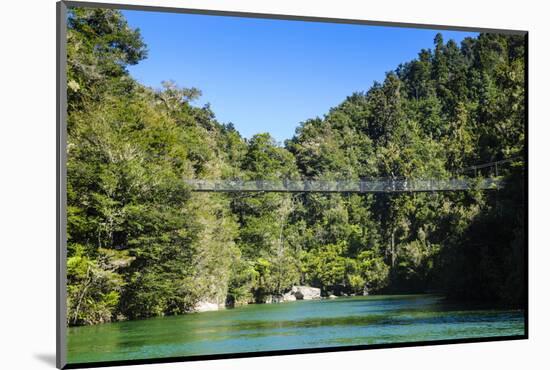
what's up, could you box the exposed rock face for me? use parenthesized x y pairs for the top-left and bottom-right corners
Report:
(286, 285), (321, 300)
(272, 295), (284, 303)
(193, 301), (221, 312)
(258, 286), (322, 304)
(263, 294), (285, 304)
(283, 291), (296, 301)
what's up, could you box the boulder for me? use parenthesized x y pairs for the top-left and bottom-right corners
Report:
(263, 294), (285, 304)
(271, 294), (285, 303)
(193, 301), (220, 312)
(283, 291), (297, 301)
(262, 286), (322, 303)
(288, 285), (321, 300)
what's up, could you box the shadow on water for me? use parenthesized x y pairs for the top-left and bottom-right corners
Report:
(215, 309), (524, 335)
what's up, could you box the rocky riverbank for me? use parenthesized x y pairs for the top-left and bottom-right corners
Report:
(193, 285), (323, 312)
(268, 285), (322, 303)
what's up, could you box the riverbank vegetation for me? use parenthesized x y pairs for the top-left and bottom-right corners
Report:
(66, 8), (525, 326)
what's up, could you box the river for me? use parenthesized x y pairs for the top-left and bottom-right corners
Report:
(67, 294), (525, 364)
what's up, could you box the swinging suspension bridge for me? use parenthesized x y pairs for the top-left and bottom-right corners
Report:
(184, 157), (520, 194)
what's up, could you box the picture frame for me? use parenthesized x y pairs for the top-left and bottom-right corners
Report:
(57, 1), (528, 368)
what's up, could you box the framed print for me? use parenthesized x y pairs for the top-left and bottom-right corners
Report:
(57, 1), (528, 368)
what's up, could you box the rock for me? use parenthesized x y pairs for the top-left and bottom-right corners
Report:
(226, 296), (251, 308)
(288, 285), (321, 300)
(328, 294), (337, 299)
(271, 295), (284, 303)
(263, 286), (322, 304)
(263, 294), (285, 304)
(193, 301), (220, 312)
(283, 291), (296, 301)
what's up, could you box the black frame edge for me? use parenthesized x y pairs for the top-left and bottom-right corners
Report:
(523, 31), (529, 340)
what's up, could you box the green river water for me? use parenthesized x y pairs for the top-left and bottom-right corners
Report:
(67, 294), (525, 364)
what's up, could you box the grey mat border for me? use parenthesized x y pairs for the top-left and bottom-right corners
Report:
(61, 0), (527, 35)
(57, 1), (68, 368)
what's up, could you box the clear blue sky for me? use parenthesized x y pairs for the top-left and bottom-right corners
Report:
(122, 10), (478, 143)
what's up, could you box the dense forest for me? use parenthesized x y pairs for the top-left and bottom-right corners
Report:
(66, 8), (525, 326)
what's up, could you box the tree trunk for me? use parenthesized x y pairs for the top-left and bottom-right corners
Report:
(391, 227), (396, 268)
(73, 265), (92, 325)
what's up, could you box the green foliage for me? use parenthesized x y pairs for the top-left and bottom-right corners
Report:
(66, 8), (242, 324)
(357, 250), (390, 293)
(304, 241), (349, 289)
(67, 244), (133, 325)
(66, 8), (147, 111)
(66, 7), (525, 327)
(227, 257), (258, 306)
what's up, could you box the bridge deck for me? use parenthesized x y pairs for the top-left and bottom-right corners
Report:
(184, 178), (502, 193)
